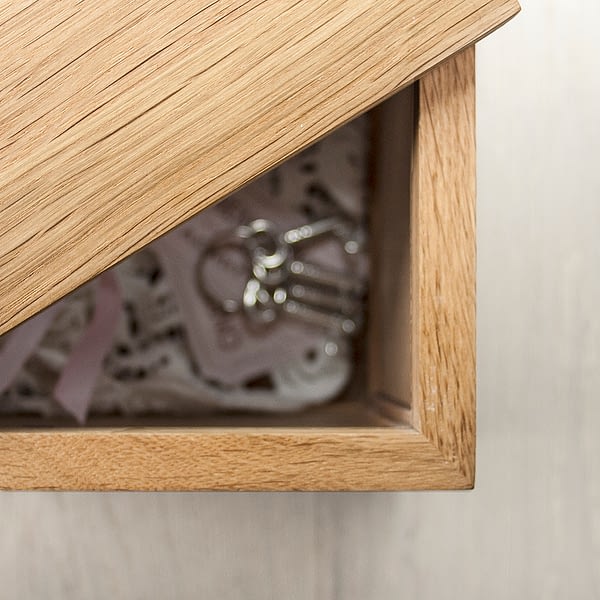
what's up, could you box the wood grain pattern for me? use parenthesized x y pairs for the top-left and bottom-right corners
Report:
(411, 47), (477, 482)
(0, 49), (480, 490)
(0, 0), (519, 334)
(0, 429), (468, 491)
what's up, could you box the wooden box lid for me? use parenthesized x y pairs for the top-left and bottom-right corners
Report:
(0, 0), (519, 334)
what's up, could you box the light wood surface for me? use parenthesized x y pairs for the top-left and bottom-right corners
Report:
(0, 429), (468, 491)
(0, 0), (519, 335)
(411, 46), (477, 482)
(0, 50), (477, 491)
(0, 1), (598, 597)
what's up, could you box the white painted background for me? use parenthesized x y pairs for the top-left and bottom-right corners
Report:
(1, 1), (599, 597)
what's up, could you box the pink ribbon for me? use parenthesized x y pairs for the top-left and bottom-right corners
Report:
(54, 271), (121, 423)
(0, 271), (121, 423)
(0, 303), (63, 392)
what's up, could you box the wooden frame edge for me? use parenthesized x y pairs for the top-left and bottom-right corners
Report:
(0, 429), (470, 491)
(410, 47), (477, 486)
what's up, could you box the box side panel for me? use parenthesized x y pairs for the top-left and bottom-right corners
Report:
(411, 48), (477, 483)
(368, 87), (414, 420)
(0, 428), (468, 491)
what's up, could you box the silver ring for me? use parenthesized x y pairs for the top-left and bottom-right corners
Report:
(241, 219), (291, 272)
(196, 232), (251, 313)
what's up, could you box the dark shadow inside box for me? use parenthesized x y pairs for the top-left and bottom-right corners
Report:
(0, 86), (414, 429)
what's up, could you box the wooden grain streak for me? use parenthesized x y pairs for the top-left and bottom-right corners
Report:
(411, 47), (477, 482)
(0, 429), (469, 491)
(0, 0), (519, 334)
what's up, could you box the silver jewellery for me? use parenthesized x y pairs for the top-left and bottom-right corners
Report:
(197, 216), (366, 337)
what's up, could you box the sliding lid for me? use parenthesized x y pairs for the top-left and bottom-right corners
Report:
(0, 0), (519, 334)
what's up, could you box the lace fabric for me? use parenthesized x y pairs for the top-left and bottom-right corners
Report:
(0, 116), (369, 418)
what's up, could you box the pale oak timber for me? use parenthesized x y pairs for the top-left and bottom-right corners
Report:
(0, 0), (519, 333)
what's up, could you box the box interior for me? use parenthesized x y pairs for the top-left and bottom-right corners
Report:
(1, 86), (415, 430)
